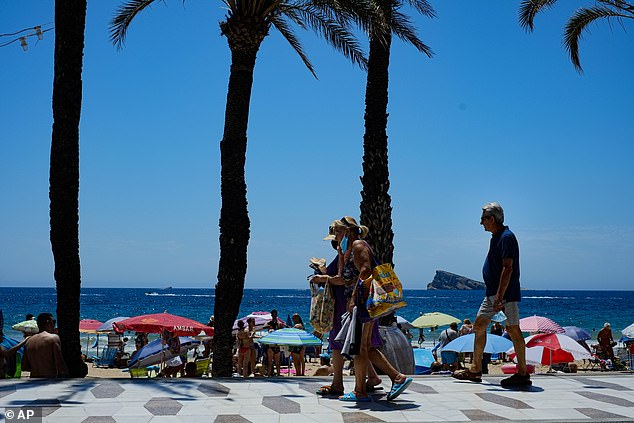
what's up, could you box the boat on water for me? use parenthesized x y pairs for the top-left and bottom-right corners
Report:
(145, 285), (173, 296)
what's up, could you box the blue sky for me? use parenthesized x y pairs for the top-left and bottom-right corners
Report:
(1, 1), (632, 290)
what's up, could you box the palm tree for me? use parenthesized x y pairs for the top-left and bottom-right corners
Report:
(519, 0), (634, 72)
(50, 0), (89, 377)
(359, 0), (434, 265)
(110, 0), (371, 376)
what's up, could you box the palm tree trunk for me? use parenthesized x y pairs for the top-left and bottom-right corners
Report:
(212, 46), (258, 377)
(360, 8), (394, 266)
(50, 0), (88, 378)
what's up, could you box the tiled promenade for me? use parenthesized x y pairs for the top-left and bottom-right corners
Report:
(1, 373), (634, 422)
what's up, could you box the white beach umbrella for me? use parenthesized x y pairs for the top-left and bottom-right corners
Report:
(622, 323), (634, 339)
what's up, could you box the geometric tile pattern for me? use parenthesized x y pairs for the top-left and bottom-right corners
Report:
(575, 407), (631, 420)
(574, 390), (634, 407)
(341, 411), (385, 422)
(461, 409), (509, 421)
(143, 396), (183, 415)
(261, 395), (301, 414)
(90, 382), (124, 398)
(81, 417), (117, 423)
(0, 374), (633, 422)
(475, 392), (533, 409)
(573, 377), (633, 391)
(214, 416), (252, 423)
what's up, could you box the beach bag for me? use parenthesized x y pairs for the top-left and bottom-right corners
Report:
(366, 261), (407, 319)
(310, 282), (334, 333)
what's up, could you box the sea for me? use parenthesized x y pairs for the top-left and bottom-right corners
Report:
(1, 287), (632, 351)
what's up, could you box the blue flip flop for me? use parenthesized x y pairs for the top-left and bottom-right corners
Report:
(339, 391), (371, 402)
(387, 377), (413, 401)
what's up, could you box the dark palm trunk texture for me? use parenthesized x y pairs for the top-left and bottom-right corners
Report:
(50, 0), (88, 378)
(213, 17), (268, 377)
(360, 11), (395, 266)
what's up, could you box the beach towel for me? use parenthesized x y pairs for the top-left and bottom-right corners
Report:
(340, 307), (358, 356)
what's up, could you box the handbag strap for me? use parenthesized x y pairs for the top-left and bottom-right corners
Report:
(362, 240), (380, 267)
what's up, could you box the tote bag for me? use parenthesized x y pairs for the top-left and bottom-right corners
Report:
(309, 282), (334, 333)
(366, 262), (407, 319)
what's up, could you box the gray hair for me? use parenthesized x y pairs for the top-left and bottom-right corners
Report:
(482, 202), (504, 224)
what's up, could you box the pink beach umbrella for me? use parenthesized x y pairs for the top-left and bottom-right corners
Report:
(79, 319), (103, 334)
(519, 315), (565, 334)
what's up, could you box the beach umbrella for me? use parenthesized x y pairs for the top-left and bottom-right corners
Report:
(519, 315), (565, 334)
(79, 319), (103, 333)
(396, 315), (415, 330)
(562, 326), (591, 341)
(411, 312), (461, 329)
(128, 336), (200, 368)
(12, 319), (39, 334)
(442, 333), (513, 354)
(114, 313), (213, 337)
(622, 323), (634, 339)
(97, 317), (130, 333)
(413, 348), (435, 375)
(508, 333), (591, 367)
(258, 328), (322, 347)
(233, 311), (286, 334)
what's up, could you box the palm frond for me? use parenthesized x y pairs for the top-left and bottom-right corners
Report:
(564, 6), (628, 72)
(110, 0), (162, 49)
(270, 15), (317, 78)
(292, 6), (368, 70)
(389, 9), (433, 58)
(518, 0), (559, 31)
(403, 0), (436, 18)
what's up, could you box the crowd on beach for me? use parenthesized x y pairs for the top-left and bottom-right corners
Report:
(3, 202), (633, 404)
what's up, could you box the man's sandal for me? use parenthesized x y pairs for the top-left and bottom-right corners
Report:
(451, 369), (482, 383)
(316, 385), (344, 396)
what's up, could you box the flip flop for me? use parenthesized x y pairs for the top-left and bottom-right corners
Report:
(365, 384), (384, 392)
(451, 369), (482, 383)
(387, 377), (413, 401)
(316, 385), (344, 396)
(339, 391), (371, 402)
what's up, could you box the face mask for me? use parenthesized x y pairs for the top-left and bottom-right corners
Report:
(340, 236), (349, 252)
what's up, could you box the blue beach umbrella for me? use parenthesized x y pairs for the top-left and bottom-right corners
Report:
(97, 317), (130, 333)
(562, 326), (591, 341)
(443, 333), (513, 354)
(258, 328), (322, 347)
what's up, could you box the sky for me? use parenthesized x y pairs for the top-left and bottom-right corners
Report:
(1, 1), (633, 290)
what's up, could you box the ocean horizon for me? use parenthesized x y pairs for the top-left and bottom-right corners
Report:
(2, 287), (632, 346)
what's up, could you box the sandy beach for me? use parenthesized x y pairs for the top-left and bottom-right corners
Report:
(33, 358), (607, 379)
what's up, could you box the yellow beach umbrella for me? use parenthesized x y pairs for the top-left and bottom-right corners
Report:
(411, 312), (461, 329)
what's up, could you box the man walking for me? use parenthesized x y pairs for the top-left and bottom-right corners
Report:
(452, 202), (531, 387)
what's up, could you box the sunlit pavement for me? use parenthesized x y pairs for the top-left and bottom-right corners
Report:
(1, 373), (634, 422)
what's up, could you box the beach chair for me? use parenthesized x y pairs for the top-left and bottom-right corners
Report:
(129, 367), (149, 378)
(93, 347), (118, 368)
(195, 357), (211, 377)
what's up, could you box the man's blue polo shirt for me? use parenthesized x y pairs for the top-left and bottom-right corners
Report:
(482, 226), (521, 302)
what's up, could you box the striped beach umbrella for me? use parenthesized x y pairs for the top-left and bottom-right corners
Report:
(258, 328), (322, 346)
(519, 315), (565, 334)
(443, 333), (513, 354)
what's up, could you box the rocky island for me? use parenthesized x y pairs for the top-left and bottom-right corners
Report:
(427, 270), (485, 290)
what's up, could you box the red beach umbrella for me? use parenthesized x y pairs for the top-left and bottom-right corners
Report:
(114, 313), (214, 337)
(508, 333), (592, 367)
(519, 315), (565, 334)
(79, 319), (103, 334)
